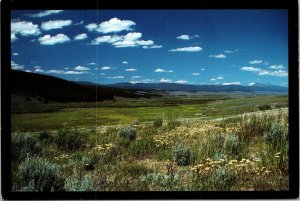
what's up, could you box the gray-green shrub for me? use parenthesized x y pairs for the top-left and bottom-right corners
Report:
(153, 117), (163, 128)
(118, 126), (136, 140)
(264, 123), (288, 148)
(173, 144), (191, 166)
(11, 133), (42, 161)
(18, 156), (64, 192)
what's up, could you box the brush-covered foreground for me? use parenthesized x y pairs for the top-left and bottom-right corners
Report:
(11, 107), (288, 191)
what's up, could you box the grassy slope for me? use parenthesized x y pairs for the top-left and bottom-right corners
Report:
(11, 95), (288, 132)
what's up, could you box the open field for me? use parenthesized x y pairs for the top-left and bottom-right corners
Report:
(11, 95), (289, 191)
(11, 95), (288, 132)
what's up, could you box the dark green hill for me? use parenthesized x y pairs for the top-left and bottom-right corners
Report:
(11, 70), (156, 104)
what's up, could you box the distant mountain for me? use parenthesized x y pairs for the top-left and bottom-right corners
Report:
(11, 70), (158, 103)
(106, 82), (288, 93)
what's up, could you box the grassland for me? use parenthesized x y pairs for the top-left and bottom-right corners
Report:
(11, 94), (289, 191)
(11, 95), (287, 132)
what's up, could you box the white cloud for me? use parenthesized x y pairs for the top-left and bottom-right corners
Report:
(160, 78), (172, 83)
(113, 40), (137, 48)
(176, 34), (190, 40)
(216, 76), (224, 80)
(74, 20), (84, 25)
(210, 78), (216, 81)
(11, 33), (18, 42)
(97, 18), (136, 33)
(269, 64), (285, 69)
(12, 52), (19, 56)
(74, 33), (87, 41)
(122, 61), (128, 64)
(135, 40), (154, 46)
(142, 45), (163, 49)
(248, 82), (255, 86)
(88, 62), (96, 65)
(131, 76), (142, 79)
(101, 66), (111, 70)
(29, 10), (63, 18)
(224, 50), (235, 53)
(107, 76), (124, 79)
(25, 70), (32, 73)
(41, 20), (72, 31)
(11, 61), (24, 70)
(176, 80), (188, 84)
(85, 23), (98, 31)
(11, 21), (40, 38)
(38, 34), (70, 45)
(169, 46), (202, 52)
(46, 69), (83, 75)
(123, 32), (142, 41)
(222, 82), (241, 85)
(209, 54), (226, 58)
(91, 35), (123, 45)
(34, 66), (41, 69)
(240, 66), (288, 77)
(249, 60), (263, 64)
(200, 68), (206, 71)
(100, 73), (106, 76)
(154, 68), (173, 73)
(192, 73), (200, 76)
(240, 66), (262, 72)
(125, 68), (137, 72)
(35, 69), (44, 73)
(64, 67), (69, 70)
(74, 66), (89, 71)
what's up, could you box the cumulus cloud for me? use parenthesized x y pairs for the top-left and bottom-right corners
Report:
(160, 78), (172, 83)
(169, 46), (202, 52)
(29, 10), (63, 18)
(107, 76), (124, 79)
(74, 66), (89, 71)
(192, 73), (200, 76)
(47, 69), (83, 75)
(11, 61), (24, 70)
(240, 66), (288, 77)
(122, 61), (128, 64)
(101, 66), (111, 70)
(222, 82), (241, 85)
(176, 35), (190, 40)
(125, 68), (137, 72)
(209, 54), (226, 58)
(38, 34), (70, 45)
(74, 21), (84, 25)
(249, 60), (263, 64)
(35, 69), (44, 73)
(41, 20), (72, 31)
(142, 45), (163, 49)
(269, 64), (285, 69)
(90, 32), (159, 48)
(12, 52), (19, 56)
(248, 82), (255, 86)
(154, 68), (173, 73)
(88, 62), (96, 65)
(200, 68), (206, 71)
(97, 18), (136, 33)
(34, 66), (41, 69)
(11, 21), (41, 39)
(74, 33), (87, 41)
(216, 76), (224, 80)
(85, 23), (98, 31)
(210, 78), (216, 81)
(176, 80), (188, 84)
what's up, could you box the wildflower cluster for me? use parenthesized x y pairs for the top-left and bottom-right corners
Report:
(191, 158), (272, 177)
(90, 143), (117, 155)
(54, 154), (70, 161)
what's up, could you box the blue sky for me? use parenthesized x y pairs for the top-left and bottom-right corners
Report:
(11, 10), (288, 86)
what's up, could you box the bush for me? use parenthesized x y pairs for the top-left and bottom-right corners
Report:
(55, 129), (87, 151)
(153, 117), (163, 128)
(225, 133), (239, 155)
(18, 156), (64, 192)
(264, 123), (287, 148)
(11, 133), (42, 161)
(118, 126), (136, 140)
(173, 144), (191, 166)
(258, 104), (272, 111)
